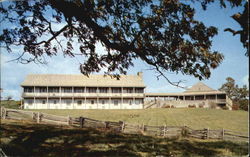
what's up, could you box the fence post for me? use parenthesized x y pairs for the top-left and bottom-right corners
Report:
(120, 121), (125, 132)
(3, 108), (6, 119)
(79, 117), (85, 128)
(163, 125), (166, 137)
(0, 106), (2, 118)
(67, 115), (70, 125)
(141, 123), (145, 133)
(37, 112), (40, 123)
(32, 112), (35, 120)
(207, 128), (209, 139)
(105, 121), (109, 129)
(222, 128), (224, 140)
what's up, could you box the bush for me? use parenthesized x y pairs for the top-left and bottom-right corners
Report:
(238, 99), (249, 111)
(188, 105), (196, 108)
(221, 106), (229, 110)
(171, 105), (175, 108)
(199, 104), (204, 108)
(232, 104), (239, 110)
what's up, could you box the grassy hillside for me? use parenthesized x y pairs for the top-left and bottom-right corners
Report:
(0, 119), (248, 157)
(28, 108), (248, 133)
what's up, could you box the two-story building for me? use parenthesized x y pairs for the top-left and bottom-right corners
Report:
(21, 73), (145, 109)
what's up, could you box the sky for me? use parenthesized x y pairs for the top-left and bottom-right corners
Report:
(0, 1), (249, 100)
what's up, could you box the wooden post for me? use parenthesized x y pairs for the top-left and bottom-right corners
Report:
(32, 112), (34, 120)
(37, 112), (40, 123)
(67, 115), (70, 125)
(2, 108), (6, 119)
(207, 128), (209, 139)
(120, 121), (125, 132)
(79, 117), (85, 128)
(105, 121), (109, 129)
(141, 123), (145, 133)
(0, 106), (2, 118)
(222, 128), (224, 140)
(163, 125), (166, 137)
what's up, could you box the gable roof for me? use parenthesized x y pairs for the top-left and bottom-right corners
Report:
(184, 82), (216, 93)
(21, 74), (145, 87)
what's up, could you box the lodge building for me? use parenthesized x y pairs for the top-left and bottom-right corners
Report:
(21, 73), (145, 109)
(21, 73), (232, 110)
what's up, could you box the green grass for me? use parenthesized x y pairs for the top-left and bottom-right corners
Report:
(0, 119), (248, 157)
(28, 108), (249, 133)
(0, 100), (21, 109)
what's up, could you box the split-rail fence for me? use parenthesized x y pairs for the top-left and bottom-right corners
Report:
(0, 107), (248, 142)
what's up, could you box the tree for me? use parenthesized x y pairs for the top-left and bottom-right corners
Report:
(6, 95), (12, 101)
(0, 0), (247, 86)
(219, 77), (249, 111)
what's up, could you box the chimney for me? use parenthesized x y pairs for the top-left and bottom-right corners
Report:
(137, 72), (143, 78)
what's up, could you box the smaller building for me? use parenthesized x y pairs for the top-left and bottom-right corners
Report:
(145, 82), (232, 110)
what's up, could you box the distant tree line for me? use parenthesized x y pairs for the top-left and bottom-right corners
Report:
(219, 77), (249, 111)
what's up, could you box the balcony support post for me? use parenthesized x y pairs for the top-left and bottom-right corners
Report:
(121, 87), (123, 109)
(47, 86), (49, 109)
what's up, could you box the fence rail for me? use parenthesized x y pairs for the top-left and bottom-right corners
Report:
(0, 107), (248, 141)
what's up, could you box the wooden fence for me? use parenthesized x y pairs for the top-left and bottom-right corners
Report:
(0, 107), (248, 141)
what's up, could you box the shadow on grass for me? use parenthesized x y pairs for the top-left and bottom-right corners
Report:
(0, 121), (248, 157)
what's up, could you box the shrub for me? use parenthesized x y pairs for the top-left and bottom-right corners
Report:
(188, 105), (196, 108)
(199, 104), (204, 108)
(171, 105), (175, 108)
(221, 106), (229, 110)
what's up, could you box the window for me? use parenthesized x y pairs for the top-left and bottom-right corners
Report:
(24, 87), (33, 93)
(42, 100), (46, 104)
(123, 88), (133, 93)
(65, 100), (71, 105)
(48, 87), (59, 93)
(135, 88), (144, 93)
(112, 88), (121, 93)
(91, 100), (95, 105)
(135, 99), (142, 105)
(26, 99), (33, 105)
(39, 87), (47, 93)
(129, 100), (133, 105)
(101, 100), (105, 104)
(74, 87), (84, 93)
(99, 88), (108, 93)
(77, 100), (82, 106)
(88, 88), (97, 93)
(54, 100), (57, 104)
(114, 100), (119, 106)
(62, 87), (72, 93)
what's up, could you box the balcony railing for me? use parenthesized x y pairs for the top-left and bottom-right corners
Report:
(22, 92), (144, 98)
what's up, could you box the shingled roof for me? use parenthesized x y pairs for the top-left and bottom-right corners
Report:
(184, 82), (216, 93)
(21, 73), (145, 87)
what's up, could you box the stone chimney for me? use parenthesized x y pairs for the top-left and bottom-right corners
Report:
(137, 72), (143, 78)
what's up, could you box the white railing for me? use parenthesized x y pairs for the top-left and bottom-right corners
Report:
(22, 92), (144, 98)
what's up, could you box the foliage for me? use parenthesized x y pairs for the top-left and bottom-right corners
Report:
(0, 0), (234, 86)
(0, 100), (21, 109)
(219, 77), (249, 111)
(238, 99), (249, 111)
(5, 96), (12, 101)
(0, 120), (248, 157)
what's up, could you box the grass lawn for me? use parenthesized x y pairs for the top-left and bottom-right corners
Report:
(0, 119), (248, 157)
(28, 108), (249, 133)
